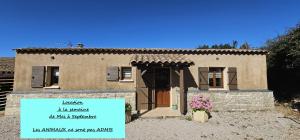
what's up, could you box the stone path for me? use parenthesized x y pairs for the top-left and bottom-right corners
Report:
(140, 107), (181, 119)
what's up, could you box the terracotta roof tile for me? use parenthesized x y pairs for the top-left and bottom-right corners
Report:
(14, 47), (267, 55)
(130, 54), (194, 66)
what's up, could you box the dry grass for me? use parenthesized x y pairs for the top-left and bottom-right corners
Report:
(275, 102), (300, 122)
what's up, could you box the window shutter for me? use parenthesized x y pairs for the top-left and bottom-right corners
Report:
(106, 66), (119, 81)
(228, 67), (238, 90)
(45, 66), (52, 87)
(198, 67), (209, 90)
(31, 66), (45, 88)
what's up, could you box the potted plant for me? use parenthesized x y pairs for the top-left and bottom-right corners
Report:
(190, 95), (212, 123)
(172, 104), (178, 110)
(125, 103), (132, 123)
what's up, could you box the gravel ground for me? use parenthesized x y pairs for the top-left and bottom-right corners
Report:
(1, 111), (299, 140)
(127, 111), (300, 140)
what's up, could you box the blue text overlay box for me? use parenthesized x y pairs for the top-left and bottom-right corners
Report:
(20, 98), (125, 138)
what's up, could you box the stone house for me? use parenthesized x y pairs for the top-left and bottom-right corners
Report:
(0, 57), (15, 113)
(0, 57), (15, 79)
(0, 57), (15, 91)
(6, 47), (274, 115)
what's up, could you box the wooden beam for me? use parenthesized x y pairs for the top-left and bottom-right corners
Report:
(179, 68), (185, 114)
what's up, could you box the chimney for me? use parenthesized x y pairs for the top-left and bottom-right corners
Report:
(76, 43), (84, 48)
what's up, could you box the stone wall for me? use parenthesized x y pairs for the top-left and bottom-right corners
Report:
(186, 88), (275, 114)
(5, 90), (136, 116)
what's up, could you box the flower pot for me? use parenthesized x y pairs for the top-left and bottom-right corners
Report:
(172, 105), (178, 110)
(193, 110), (208, 123)
(125, 111), (131, 123)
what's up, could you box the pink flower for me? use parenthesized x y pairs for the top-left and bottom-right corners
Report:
(190, 95), (213, 112)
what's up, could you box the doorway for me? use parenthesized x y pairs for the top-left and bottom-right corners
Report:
(155, 68), (170, 107)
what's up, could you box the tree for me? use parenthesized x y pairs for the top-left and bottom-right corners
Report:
(240, 42), (251, 49)
(197, 40), (256, 49)
(262, 23), (300, 101)
(264, 23), (300, 69)
(197, 44), (210, 49)
(232, 40), (238, 48)
(197, 42), (237, 49)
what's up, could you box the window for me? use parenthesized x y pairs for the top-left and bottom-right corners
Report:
(31, 66), (60, 88)
(46, 66), (59, 86)
(121, 67), (132, 80)
(51, 67), (59, 85)
(208, 67), (223, 88)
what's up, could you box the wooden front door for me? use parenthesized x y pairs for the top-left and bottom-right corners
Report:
(155, 68), (170, 107)
(156, 89), (170, 107)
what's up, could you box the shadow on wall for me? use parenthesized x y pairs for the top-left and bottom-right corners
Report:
(268, 68), (300, 103)
(171, 68), (197, 114)
(171, 68), (198, 88)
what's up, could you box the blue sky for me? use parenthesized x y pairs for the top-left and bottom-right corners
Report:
(0, 0), (299, 57)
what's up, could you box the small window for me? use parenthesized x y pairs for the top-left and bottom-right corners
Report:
(121, 67), (132, 80)
(208, 67), (223, 88)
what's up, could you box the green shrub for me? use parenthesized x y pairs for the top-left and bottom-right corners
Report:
(185, 116), (192, 121)
(125, 103), (132, 112)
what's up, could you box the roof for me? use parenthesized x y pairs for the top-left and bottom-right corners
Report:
(0, 57), (15, 72)
(14, 48), (268, 55)
(130, 54), (194, 66)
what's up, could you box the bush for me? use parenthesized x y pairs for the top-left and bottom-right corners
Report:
(185, 116), (192, 121)
(125, 103), (132, 112)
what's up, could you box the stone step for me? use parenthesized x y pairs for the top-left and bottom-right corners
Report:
(0, 81), (14, 84)
(0, 96), (6, 99)
(139, 107), (182, 119)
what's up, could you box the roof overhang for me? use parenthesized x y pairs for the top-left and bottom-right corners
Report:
(14, 48), (268, 55)
(130, 54), (194, 67)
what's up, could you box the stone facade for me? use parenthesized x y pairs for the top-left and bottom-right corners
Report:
(5, 88), (275, 116)
(5, 90), (136, 116)
(186, 88), (275, 114)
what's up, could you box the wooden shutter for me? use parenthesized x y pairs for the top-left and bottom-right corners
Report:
(45, 66), (52, 87)
(136, 68), (154, 110)
(31, 66), (45, 88)
(136, 87), (152, 110)
(106, 66), (119, 81)
(228, 67), (238, 90)
(198, 67), (209, 90)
